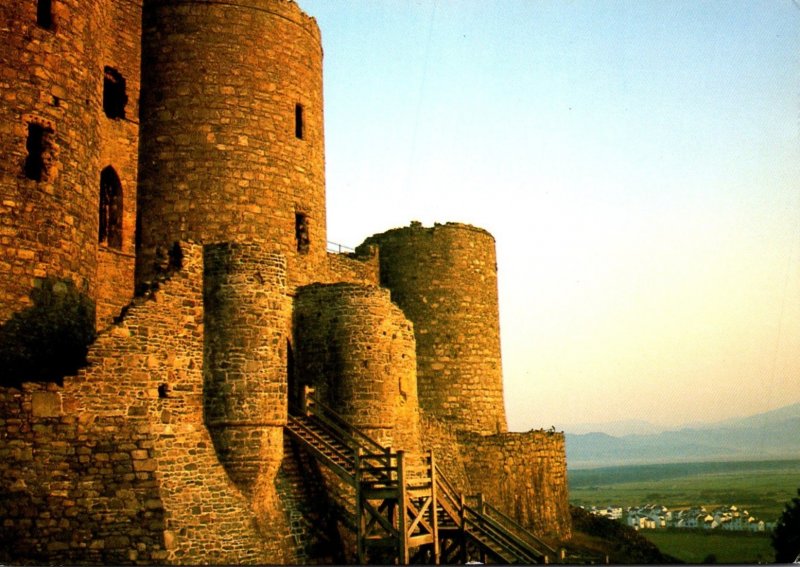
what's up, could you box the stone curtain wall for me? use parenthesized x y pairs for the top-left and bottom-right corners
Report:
(137, 0), (327, 291)
(461, 430), (572, 541)
(0, 384), (165, 565)
(0, 243), (294, 564)
(360, 222), (507, 436)
(419, 413), (471, 493)
(325, 246), (380, 287)
(293, 283), (421, 455)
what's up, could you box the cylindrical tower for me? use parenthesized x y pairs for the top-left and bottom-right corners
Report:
(0, 0), (105, 322)
(203, 243), (291, 495)
(293, 283), (422, 454)
(359, 222), (507, 435)
(137, 0), (326, 290)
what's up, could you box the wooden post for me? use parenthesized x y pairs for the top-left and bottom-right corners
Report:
(429, 451), (440, 565)
(301, 384), (315, 416)
(397, 450), (408, 565)
(355, 447), (366, 564)
(459, 493), (467, 564)
(476, 492), (486, 564)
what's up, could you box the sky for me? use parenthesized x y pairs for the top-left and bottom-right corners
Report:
(296, 0), (800, 432)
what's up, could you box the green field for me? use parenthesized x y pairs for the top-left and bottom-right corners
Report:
(569, 459), (800, 521)
(641, 530), (773, 564)
(568, 459), (800, 563)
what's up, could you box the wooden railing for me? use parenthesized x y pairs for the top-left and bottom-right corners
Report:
(476, 498), (557, 559)
(287, 388), (554, 564)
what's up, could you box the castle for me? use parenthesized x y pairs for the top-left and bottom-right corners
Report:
(0, 0), (571, 563)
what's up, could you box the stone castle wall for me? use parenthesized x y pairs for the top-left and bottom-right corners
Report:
(325, 247), (381, 287)
(461, 430), (572, 541)
(136, 0), (327, 291)
(419, 413), (572, 542)
(0, 0), (141, 327)
(0, 383), (165, 565)
(0, 243), (294, 564)
(94, 0), (141, 326)
(360, 222), (507, 436)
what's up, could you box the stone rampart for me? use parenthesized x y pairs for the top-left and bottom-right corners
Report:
(325, 246), (380, 287)
(460, 430), (572, 541)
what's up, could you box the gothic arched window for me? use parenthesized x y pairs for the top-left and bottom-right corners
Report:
(99, 166), (123, 249)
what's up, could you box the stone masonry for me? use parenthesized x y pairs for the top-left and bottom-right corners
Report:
(0, 0), (572, 563)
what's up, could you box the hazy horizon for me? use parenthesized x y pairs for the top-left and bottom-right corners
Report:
(298, 0), (800, 431)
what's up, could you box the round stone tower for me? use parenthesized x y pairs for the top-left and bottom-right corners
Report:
(0, 0), (141, 330)
(203, 242), (291, 496)
(359, 222), (507, 436)
(293, 283), (422, 455)
(137, 0), (326, 290)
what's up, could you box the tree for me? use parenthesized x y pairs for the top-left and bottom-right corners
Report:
(772, 487), (800, 563)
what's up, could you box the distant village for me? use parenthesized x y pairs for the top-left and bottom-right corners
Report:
(586, 505), (775, 533)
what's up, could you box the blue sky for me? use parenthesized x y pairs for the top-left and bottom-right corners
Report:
(297, 0), (800, 431)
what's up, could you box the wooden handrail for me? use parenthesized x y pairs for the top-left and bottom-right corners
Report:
(463, 503), (548, 563)
(301, 388), (388, 458)
(482, 500), (557, 556)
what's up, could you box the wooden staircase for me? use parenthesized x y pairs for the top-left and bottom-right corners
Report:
(285, 389), (557, 564)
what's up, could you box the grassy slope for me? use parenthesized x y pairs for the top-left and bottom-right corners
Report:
(641, 531), (773, 564)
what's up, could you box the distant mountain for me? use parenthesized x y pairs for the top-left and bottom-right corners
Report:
(566, 402), (800, 468)
(562, 419), (669, 436)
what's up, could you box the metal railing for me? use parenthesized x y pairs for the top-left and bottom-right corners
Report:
(326, 240), (356, 254)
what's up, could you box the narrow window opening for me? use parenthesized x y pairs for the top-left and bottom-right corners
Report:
(99, 166), (123, 249)
(36, 0), (53, 29)
(158, 383), (169, 398)
(294, 103), (304, 140)
(295, 212), (310, 254)
(103, 67), (127, 120)
(24, 122), (52, 181)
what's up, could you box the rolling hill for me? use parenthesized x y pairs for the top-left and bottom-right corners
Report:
(565, 402), (800, 468)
